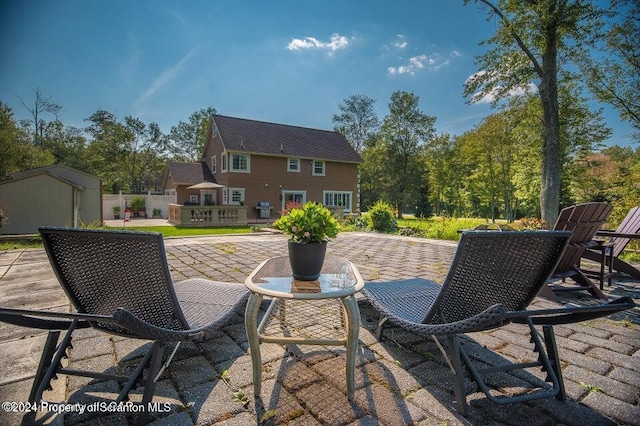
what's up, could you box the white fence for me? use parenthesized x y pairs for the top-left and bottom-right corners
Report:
(103, 192), (176, 219)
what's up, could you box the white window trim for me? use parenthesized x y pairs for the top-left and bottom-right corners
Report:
(312, 160), (325, 176)
(323, 191), (352, 212)
(287, 158), (301, 172)
(221, 152), (228, 173)
(230, 153), (251, 173)
(228, 188), (245, 205)
(211, 155), (216, 174)
(281, 190), (307, 211)
(189, 195), (199, 204)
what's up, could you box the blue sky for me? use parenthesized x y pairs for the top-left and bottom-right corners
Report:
(0, 0), (635, 147)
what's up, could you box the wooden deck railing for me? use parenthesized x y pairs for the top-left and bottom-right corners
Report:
(168, 204), (248, 226)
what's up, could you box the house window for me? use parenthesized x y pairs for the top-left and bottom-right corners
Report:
(190, 195), (199, 204)
(287, 158), (300, 172)
(312, 160), (325, 176)
(229, 188), (245, 205)
(221, 153), (227, 172)
(222, 188), (228, 204)
(324, 191), (352, 212)
(211, 155), (216, 174)
(231, 154), (250, 172)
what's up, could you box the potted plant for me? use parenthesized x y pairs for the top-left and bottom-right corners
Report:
(129, 196), (146, 218)
(152, 208), (162, 218)
(112, 206), (121, 219)
(273, 202), (339, 280)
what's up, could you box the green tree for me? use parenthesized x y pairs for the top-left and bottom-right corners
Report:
(169, 107), (217, 162)
(332, 94), (380, 153)
(380, 91), (436, 218)
(84, 110), (131, 192)
(464, 0), (607, 226)
(358, 139), (389, 211)
(0, 102), (54, 181)
(581, 0), (639, 139)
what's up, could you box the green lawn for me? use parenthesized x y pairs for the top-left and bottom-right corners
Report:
(103, 225), (253, 238)
(0, 225), (254, 250)
(396, 216), (509, 240)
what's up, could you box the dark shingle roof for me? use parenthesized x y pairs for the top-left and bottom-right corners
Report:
(166, 161), (216, 185)
(212, 115), (362, 163)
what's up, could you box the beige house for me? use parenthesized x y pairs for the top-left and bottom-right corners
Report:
(0, 164), (102, 234)
(162, 114), (363, 223)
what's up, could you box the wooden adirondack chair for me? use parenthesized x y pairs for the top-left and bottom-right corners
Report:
(545, 202), (613, 300)
(582, 206), (640, 281)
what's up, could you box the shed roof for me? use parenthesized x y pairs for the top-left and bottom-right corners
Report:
(211, 115), (362, 163)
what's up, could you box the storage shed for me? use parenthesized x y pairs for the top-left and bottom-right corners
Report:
(0, 164), (102, 234)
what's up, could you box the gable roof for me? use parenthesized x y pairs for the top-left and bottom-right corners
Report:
(0, 170), (85, 190)
(164, 161), (216, 186)
(211, 115), (362, 163)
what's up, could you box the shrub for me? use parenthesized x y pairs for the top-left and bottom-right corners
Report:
(368, 201), (397, 233)
(343, 214), (369, 231)
(129, 196), (146, 212)
(513, 217), (548, 230)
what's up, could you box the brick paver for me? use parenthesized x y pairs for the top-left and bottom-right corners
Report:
(0, 231), (638, 425)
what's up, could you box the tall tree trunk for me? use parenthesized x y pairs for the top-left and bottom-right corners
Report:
(539, 16), (561, 228)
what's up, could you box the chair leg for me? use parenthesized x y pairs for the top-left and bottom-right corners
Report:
(375, 315), (388, 341)
(32, 321), (79, 403)
(447, 335), (468, 416)
(542, 325), (566, 401)
(29, 330), (61, 402)
(135, 341), (165, 425)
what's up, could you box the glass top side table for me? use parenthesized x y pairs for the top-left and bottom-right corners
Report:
(244, 256), (364, 400)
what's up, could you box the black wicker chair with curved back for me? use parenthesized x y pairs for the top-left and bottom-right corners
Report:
(0, 227), (249, 424)
(363, 231), (635, 416)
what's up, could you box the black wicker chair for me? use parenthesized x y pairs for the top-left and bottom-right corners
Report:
(0, 227), (249, 424)
(363, 231), (635, 416)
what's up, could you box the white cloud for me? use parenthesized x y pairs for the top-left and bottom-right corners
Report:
(388, 52), (452, 76)
(286, 33), (350, 54)
(393, 34), (407, 49)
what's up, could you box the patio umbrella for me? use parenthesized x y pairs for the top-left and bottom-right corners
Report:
(187, 181), (226, 189)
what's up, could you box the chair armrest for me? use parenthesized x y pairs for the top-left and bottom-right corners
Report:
(509, 297), (635, 325)
(596, 230), (640, 239)
(0, 307), (107, 330)
(112, 308), (211, 342)
(380, 304), (510, 337)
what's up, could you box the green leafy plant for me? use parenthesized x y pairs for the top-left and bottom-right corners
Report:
(221, 370), (249, 406)
(579, 381), (602, 394)
(368, 200), (397, 233)
(129, 196), (146, 212)
(273, 201), (339, 243)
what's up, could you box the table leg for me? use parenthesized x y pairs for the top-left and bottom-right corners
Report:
(341, 295), (360, 400)
(245, 292), (263, 398)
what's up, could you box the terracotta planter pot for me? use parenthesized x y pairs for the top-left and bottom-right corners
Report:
(288, 241), (327, 281)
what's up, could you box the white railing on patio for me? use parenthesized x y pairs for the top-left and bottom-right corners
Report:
(168, 204), (248, 226)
